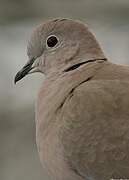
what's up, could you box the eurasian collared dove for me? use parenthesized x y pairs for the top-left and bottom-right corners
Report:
(15, 18), (129, 180)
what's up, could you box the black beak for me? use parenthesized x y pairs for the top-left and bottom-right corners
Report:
(14, 58), (35, 84)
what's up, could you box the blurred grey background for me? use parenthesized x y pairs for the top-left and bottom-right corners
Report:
(1, 0), (129, 180)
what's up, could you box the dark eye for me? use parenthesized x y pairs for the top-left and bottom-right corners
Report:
(46, 35), (58, 48)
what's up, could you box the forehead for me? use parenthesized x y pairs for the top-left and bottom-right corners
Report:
(34, 18), (68, 36)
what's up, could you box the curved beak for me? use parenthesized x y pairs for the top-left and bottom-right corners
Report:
(14, 58), (35, 84)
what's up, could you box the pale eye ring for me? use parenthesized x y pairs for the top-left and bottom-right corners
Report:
(46, 35), (59, 48)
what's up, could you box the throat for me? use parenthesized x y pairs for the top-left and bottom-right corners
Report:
(64, 58), (107, 72)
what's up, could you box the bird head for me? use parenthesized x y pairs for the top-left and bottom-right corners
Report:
(14, 18), (105, 83)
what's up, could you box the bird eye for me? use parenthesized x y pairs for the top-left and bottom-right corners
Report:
(46, 35), (58, 48)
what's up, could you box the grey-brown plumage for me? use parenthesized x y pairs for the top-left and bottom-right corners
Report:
(15, 18), (129, 180)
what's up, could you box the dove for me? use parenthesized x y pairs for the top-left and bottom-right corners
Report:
(15, 18), (129, 180)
